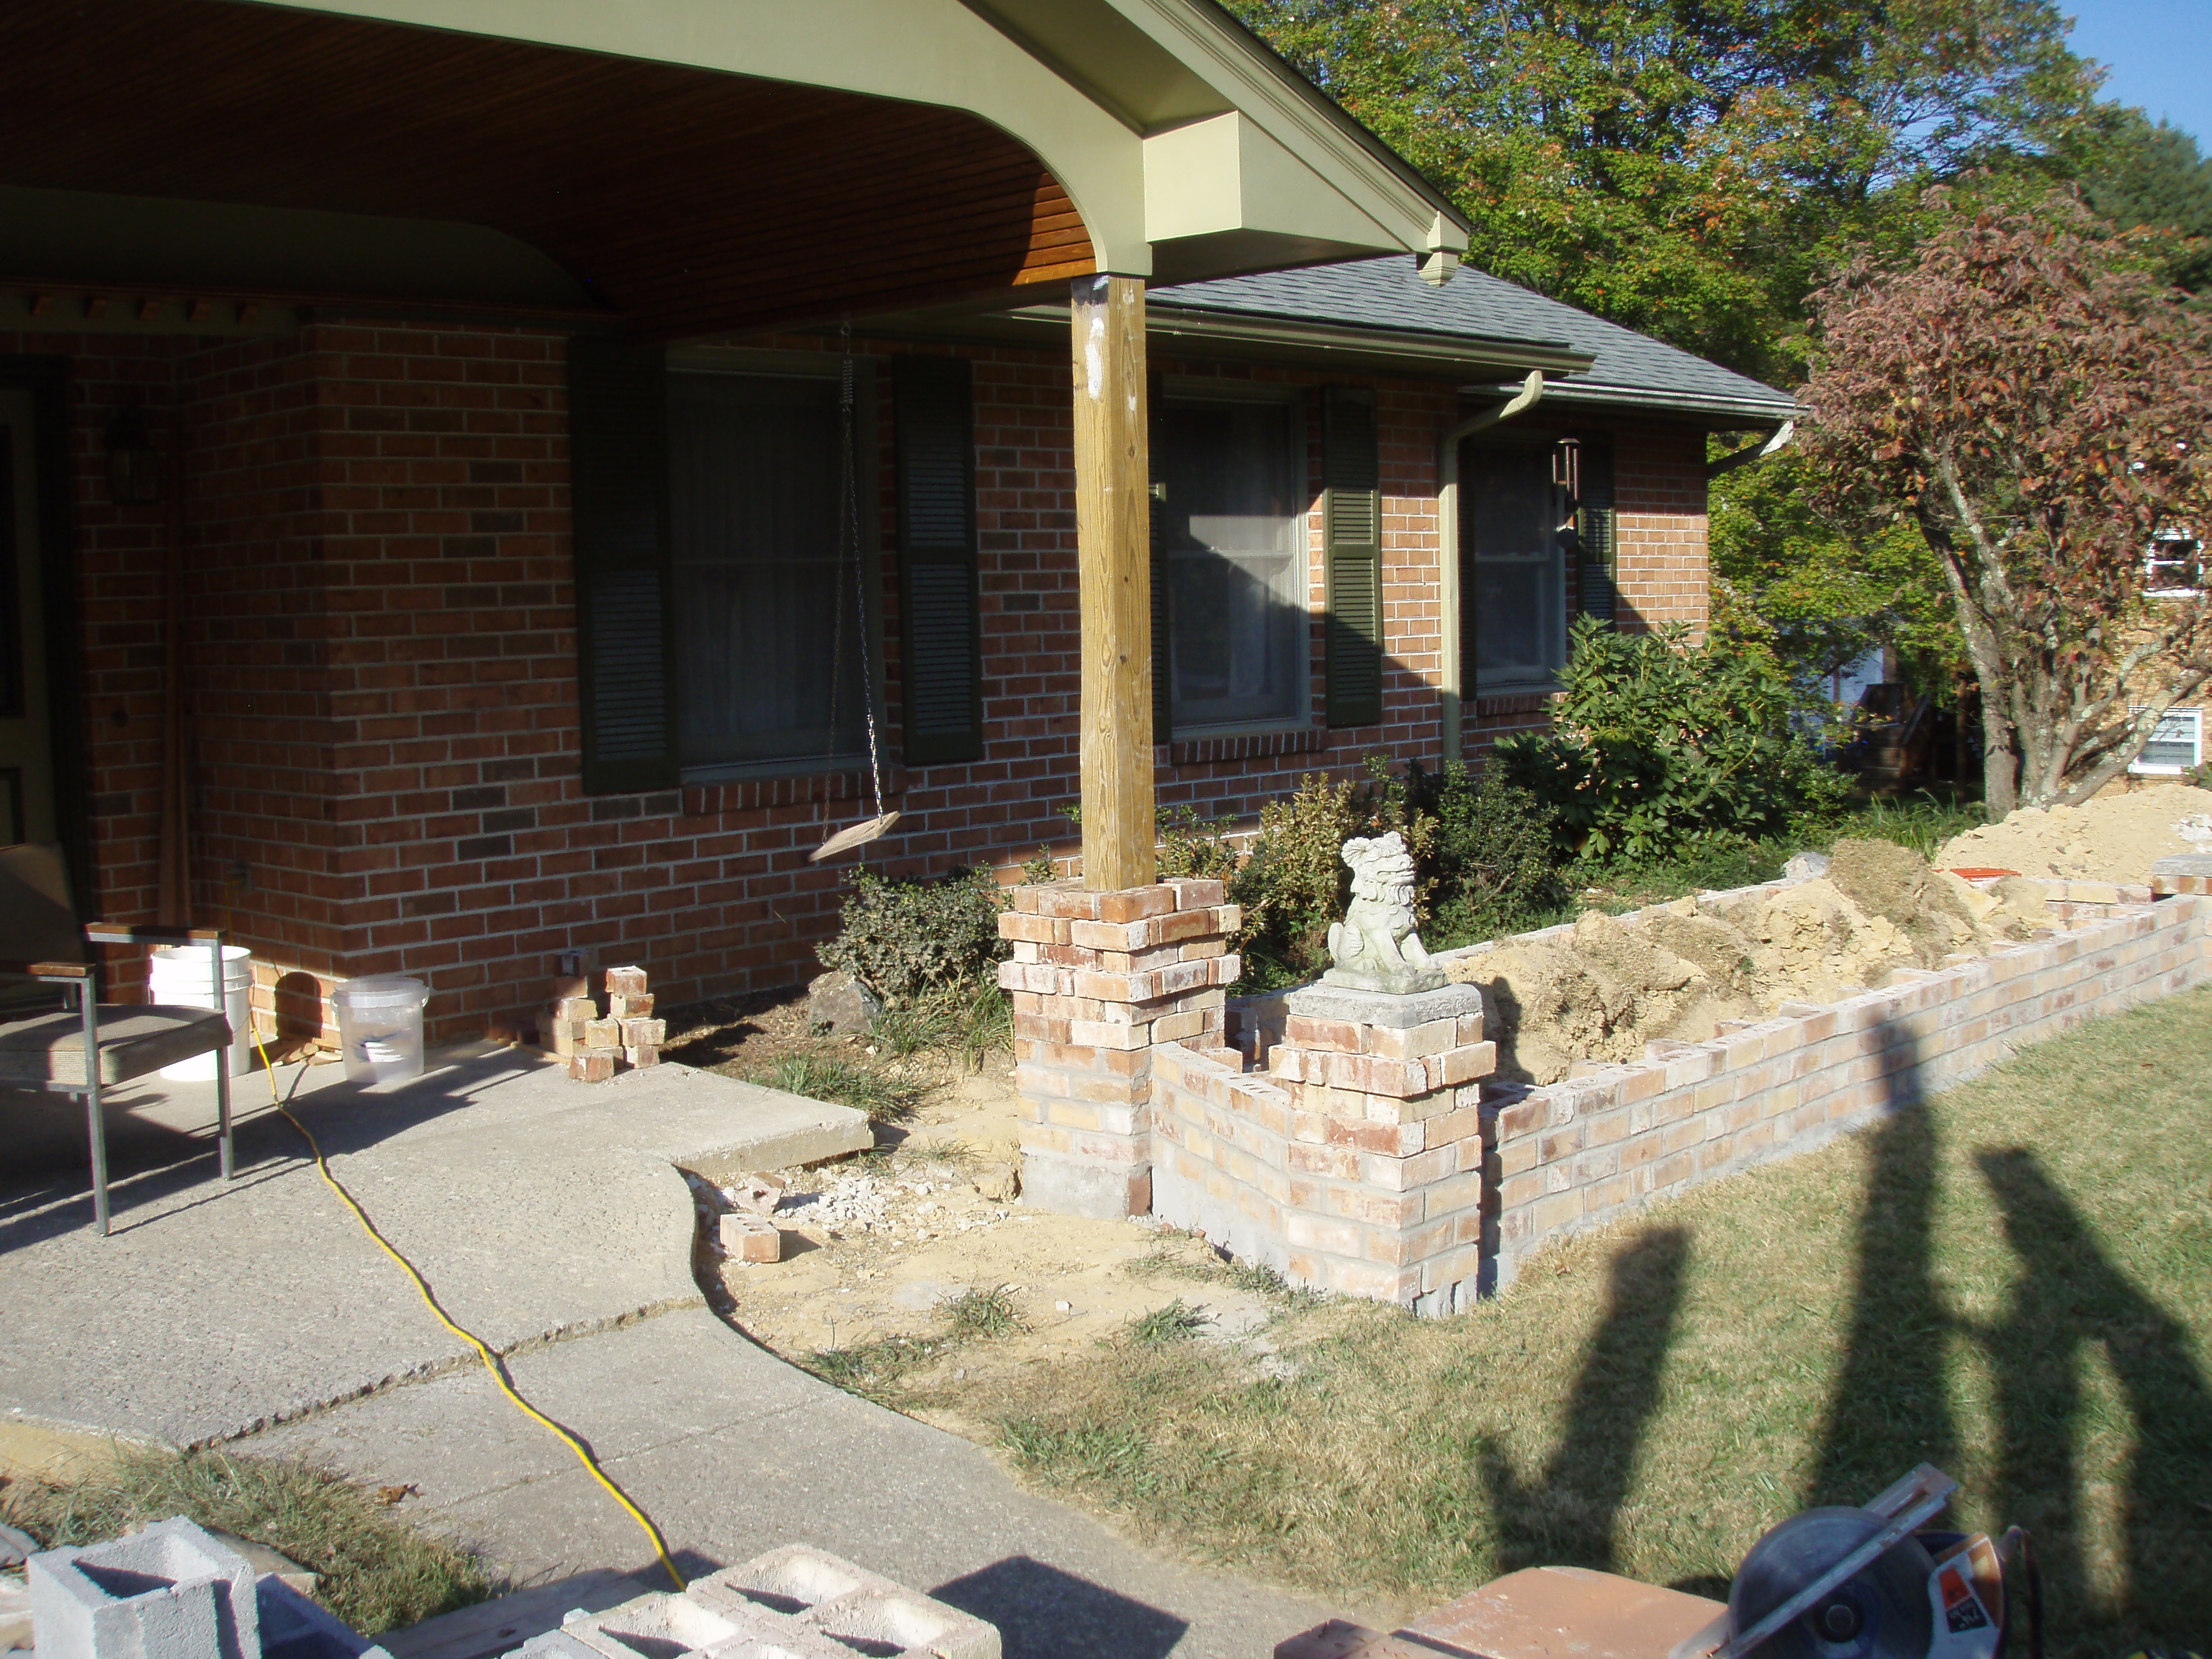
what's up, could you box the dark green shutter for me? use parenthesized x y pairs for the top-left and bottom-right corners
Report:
(568, 338), (678, 795)
(1148, 375), (1172, 745)
(1575, 433), (1617, 625)
(893, 356), (984, 766)
(1323, 389), (1382, 727)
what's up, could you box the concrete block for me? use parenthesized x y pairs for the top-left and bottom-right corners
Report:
(1283, 981), (1483, 1030)
(699, 1544), (1001, 1659)
(28, 1516), (260, 1659)
(256, 1573), (390, 1659)
(1020, 1150), (1150, 1218)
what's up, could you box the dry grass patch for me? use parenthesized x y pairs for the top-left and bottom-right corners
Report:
(918, 987), (2212, 1659)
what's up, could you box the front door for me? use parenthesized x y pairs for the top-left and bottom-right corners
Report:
(0, 386), (55, 849)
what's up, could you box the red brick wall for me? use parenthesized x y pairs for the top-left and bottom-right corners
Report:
(28, 323), (1714, 1040)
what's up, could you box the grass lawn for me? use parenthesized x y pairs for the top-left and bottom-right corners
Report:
(3, 1449), (490, 1636)
(913, 985), (2212, 1658)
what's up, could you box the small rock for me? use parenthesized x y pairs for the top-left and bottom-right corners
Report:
(807, 970), (881, 1035)
(1054, 1300), (1073, 1313)
(971, 1162), (1020, 1202)
(727, 1172), (788, 1215)
(1782, 850), (1832, 884)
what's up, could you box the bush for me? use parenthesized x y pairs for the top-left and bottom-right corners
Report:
(818, 866), (1008, 1007)
(1411, 760), (1572, 946)
(1495, 617), (1848, 863)
(1228, 760), (1439, 989)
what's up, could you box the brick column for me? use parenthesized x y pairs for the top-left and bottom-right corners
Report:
(997, 877), (1239, 1218)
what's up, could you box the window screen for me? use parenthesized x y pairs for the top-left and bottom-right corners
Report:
(2134, 706), (2202, 772)
(668, 372), (866, 768)
(1156, 400), (1304, 729)
(1464, 443), (1565, 693)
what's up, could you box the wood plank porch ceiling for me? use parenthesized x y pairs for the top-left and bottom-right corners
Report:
(0, 0), (1094, 337)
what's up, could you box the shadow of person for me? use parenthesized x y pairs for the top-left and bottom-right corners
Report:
(1480, 1226), (1691, 1573)
(927, 1555), (1187, 1659)
(1807, 1022), (1956, 1506)
(1974, 1146), (2212, 1647)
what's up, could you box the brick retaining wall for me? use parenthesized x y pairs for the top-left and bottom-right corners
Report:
(1478, 889), (2211, 1291)
(1151, 883), (2211, 1308)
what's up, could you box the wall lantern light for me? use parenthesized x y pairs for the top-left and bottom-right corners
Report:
(105, 405), (160, 505)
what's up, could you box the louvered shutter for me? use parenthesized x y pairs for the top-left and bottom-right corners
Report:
(1148, 374), (1172, 745)
(1323, 389), (1383, 728)
(1575, 433), (1618, 625)
(894, 356), (984, 766)
(568, 338), (678, 794)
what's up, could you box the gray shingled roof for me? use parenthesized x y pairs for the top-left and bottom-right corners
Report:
(1153, 255), (1797, 422)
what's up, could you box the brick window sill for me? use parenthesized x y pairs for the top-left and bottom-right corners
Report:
(1168, 727), (1326, 768)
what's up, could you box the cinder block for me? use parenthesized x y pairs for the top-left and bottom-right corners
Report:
(698, 1545), (1001, 1659)
(27, 1516), (261, 1659)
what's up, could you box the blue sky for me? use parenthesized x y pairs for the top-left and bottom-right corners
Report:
(2067, 1), (2212, 143)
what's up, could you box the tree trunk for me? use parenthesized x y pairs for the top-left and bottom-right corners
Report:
(1981, 700), (2018, 818)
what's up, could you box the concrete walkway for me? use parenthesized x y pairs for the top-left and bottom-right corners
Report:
(0, 1048), (1339, 1658)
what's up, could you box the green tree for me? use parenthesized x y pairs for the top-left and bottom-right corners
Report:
(1226, 0), (2104, 377)
(2080, 112), (2212, 293)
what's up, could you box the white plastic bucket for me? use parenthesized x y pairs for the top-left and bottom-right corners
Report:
(150, 945), (254, 1081)
(333, 976), (428, 1084)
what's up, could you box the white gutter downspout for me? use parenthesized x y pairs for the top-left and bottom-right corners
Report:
(1439, 370), (1545, 762)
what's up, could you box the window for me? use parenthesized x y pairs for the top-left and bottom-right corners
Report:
(667, 371), (866, 772)
(570, 342), (984, 796)
(1154, 396), (1306, 731)
(2132, 706), (2202, 774)
(1463, 440), (1565, 693)
(2145, 530), (2205, 597)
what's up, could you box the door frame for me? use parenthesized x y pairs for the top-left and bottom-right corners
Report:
(0, 356), (94, 916)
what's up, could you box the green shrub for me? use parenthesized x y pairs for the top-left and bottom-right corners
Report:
(1495, 618), (1849, 863)
(818, 866), (1008, 1007)
(1411, 760), (1573, 946)
(1155, 804), (1241, 881)
(1227, 760), (1439, 989)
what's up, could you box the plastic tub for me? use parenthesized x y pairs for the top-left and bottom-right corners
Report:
(150, 945), (254, 1081)
(333, 976), (429, 1084)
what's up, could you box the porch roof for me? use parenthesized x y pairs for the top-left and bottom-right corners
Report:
(0, 0), (1470, 337)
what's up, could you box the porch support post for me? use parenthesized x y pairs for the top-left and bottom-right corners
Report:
(1070, 273), (1156, 891)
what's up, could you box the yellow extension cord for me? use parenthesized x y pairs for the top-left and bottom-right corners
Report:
(250, 1026), (686, 1592)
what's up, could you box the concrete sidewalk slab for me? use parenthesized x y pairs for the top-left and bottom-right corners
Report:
(0, 1046), (865, 1444)
(248, 1308), (1338, 1659)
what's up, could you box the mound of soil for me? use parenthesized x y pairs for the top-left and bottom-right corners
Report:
(1445, 840), (2052, 1084)
(1937, 782), (2212, 883)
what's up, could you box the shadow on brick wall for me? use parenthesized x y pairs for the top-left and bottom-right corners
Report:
(1478, 1225), (1689, 1573)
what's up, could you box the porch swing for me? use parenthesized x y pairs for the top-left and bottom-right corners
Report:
(809, 326), (899, 862)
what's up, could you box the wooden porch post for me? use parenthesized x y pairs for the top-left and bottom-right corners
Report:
(1070, 273), (1156, 891)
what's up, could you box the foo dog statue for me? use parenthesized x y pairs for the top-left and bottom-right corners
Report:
(1324, 831), (1446, 994)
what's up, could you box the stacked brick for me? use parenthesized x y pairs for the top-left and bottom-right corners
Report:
(1152, 984), (1496, 1314)
(997, 878), (1239, 1218)
(1476, 883), (2212, 1291)
(541, 964), (665, 1082)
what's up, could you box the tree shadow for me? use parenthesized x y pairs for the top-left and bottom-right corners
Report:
(1974, 1146), (2212, 1648)
(1480, 1225), (1691, 1572)
(1807, 1021), (1956, 1505)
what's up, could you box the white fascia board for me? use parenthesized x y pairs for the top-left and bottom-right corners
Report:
(264, 0), (1154, 271)
(1105, 0), (1469, 258)
(1143, 112), (1396, 251)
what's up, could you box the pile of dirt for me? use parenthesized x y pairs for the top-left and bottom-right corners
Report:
(1446, 839), (2054, 1084)
(1936, 782), (2212, 883)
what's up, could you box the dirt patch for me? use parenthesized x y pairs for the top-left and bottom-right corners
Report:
(691, 1056), (1289, 1401)
(1937, 781), (2212, 882)
(1446, 840), (2054, 1084)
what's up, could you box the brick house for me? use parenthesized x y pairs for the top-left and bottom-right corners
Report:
(0, 0), (1791, 1047)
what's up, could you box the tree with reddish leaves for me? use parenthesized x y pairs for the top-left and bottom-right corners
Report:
(1801, 190), (2212, 814)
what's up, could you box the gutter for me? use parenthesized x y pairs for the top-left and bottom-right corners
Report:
(1462, 376), (1799, 425)
(1707, 420), (1795, 480)
(1010, 302), (1592, 377)
(1438, 372), (1547, 760)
